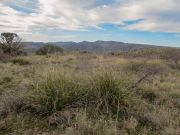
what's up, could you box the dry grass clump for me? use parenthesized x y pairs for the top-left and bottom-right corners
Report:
(30, 69), (87, 114)
(27, 68), (155, 134)
(0, 91), (27, 118)
(87, 72), (134, 119)
(64, 111), (119, 135)
(29, 69), (136, 118)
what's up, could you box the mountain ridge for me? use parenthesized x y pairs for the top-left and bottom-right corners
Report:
(24, 40), (164, 53)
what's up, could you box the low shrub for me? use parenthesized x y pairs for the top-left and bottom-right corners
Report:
(0, 53), (12, 63)
(125, 60), (164, 74)
(160, 48), (180, 65)
(2, 76), (12, 83)
(137, 114), (160, 131)
(137, 84), (159, 103)
(168, 63), (180, 70)
(80, 50), (90, 54)
(36, 44), (64, 55)
(142, 91), (158, 103)
(10, 58), (30, 65)
(0, 91), (28, 118)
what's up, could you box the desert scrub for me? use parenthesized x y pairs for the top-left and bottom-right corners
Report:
(30, 69), (87, 114)
(138, 84), (159, 103)
(0, 88), (28, 119)
(36, 44), (64, 55)
(68, 111), (119, 135)
(125, 60), (165, 74)
(9, 57), (30, 65)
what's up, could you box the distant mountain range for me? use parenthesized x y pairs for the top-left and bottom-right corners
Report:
(24, 41), (162, 53)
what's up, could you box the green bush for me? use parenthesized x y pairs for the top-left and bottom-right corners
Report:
(36, 44), (64, 55)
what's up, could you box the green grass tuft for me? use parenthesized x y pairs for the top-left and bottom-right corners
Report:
(86, 72), (134, 119)
(31, 69), (86, 114)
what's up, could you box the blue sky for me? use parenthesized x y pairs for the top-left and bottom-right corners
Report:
(0, 0), (180, 47)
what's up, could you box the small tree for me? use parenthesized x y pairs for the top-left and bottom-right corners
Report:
(0, 33), (23, 55)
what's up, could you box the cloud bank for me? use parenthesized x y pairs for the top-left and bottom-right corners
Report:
(0, 0), (180, 38)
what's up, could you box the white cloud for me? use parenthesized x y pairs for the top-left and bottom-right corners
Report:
(0, 0), (180, 39)
(22, 32), (77, 42)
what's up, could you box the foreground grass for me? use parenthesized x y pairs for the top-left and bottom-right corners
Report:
(0, 52), (180, 135)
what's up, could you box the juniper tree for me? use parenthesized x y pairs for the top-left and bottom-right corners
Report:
(0, 33), (23, 55)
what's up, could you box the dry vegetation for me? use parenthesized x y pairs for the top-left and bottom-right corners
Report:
(0, 49), (180, 135)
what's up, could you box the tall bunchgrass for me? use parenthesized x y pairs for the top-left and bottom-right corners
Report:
(86, 72), (134, 119)
(31, 69), (86, 113)
(30, 69), (135, 119)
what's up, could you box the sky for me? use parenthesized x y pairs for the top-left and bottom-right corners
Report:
(0, 0), (180, 47)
